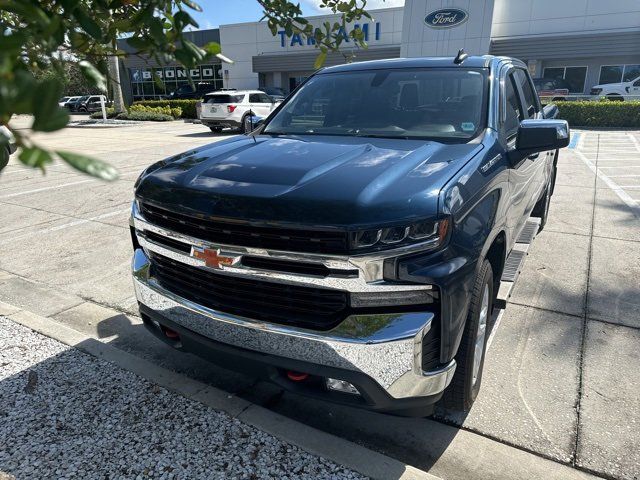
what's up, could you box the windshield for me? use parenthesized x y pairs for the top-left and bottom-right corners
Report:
(264, 68), (488, 141)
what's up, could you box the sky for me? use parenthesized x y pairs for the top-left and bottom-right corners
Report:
(189, 0), (405, 29)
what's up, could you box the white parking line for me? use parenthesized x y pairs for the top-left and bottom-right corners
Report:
(575, 133), (640, 211)
(0, 179), (95, 198)
(0, 208), (130, 246)
(49, 208), (131, 231)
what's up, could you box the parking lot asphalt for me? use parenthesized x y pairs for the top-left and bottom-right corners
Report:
(1, 116), (638, 480)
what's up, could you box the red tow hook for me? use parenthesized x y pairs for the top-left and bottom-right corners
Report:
(161, 326), (180, 340)
(286, 371), (309, 382)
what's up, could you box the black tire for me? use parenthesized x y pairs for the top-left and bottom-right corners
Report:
(209, 126), (223, 133)
(606, 94), (624, 102)
(0, 147), (9, 171)
(240, 113), (250, 134)
(532, 168), (554, 231)
(439, 259), (493, 412)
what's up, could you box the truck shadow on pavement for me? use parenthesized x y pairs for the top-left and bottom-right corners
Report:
(92, 311), (463, 475)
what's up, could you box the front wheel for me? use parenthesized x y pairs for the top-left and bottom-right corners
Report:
(439, 259), (493, 412)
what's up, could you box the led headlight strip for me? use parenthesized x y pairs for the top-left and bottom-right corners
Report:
(350, 218), (450, 251)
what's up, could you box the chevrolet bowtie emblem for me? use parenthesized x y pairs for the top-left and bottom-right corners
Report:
(191, 246), (238, 269)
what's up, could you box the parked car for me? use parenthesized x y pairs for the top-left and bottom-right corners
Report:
(0, 125), (16, 171)
(198, 90), (280, 133)
(131, 55), (569, 415)
(168, 82), (217, 99)
(590, 75), (640, 101)
(532, 78), (570, 101)
(259, 87), (288, 102)
(65, 95), (90, 111)
(75, 95), (112, 113)
(60, 96), (82, 108)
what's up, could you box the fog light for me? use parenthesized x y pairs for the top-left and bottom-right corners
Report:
(326, 378), (360, 395)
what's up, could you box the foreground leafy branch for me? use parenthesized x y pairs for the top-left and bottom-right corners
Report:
(0, 0), (373, 179)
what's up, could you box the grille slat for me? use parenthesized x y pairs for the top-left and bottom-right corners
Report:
(150, 253), (349, 330)
(140, 202), (349, 254)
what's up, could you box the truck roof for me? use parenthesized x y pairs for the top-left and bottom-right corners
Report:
(319, 55), (525, 74)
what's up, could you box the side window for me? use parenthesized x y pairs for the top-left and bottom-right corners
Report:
(249, 93), (261, 103)
(258, 93), (273, 103)
(514, 69), (538, 118)
(503, 73), (523, 139)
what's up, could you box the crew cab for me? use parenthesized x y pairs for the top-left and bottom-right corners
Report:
(198, 90), (280, 133)
(131, 56), (569, 415)
(591, 74), (640, 101)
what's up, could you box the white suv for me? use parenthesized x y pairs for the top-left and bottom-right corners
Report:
(198, 90), (280, 133)
(590, 75), (640, 101)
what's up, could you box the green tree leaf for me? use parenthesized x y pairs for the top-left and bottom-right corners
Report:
(74, 8), (103, 40)
(314, 51), (327, 69)
(18, 147), (53, 170)
(32, 108), (70, 132)
(31, 79), (70, 132)
(202, 42), (221, 56)
(78, 60), (107, 91)
(57, 151), (119, 181)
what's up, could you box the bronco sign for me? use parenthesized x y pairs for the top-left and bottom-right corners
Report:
(424, 8), (468, 29)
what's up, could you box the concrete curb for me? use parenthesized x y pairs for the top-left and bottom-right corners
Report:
(4, 302), (437, 480)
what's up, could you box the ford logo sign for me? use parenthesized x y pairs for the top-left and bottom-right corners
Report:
(424, 8), (468, 29)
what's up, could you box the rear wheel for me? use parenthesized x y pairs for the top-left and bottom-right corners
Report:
(439, 259), (493, 412)
(606, 94), (624, 102)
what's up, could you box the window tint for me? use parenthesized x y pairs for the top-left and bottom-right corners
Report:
(514, 70), (537, 118)
(204, 94), (244, 104)
(503, 73), (522, 139)
(249, 93), (261, 103)
(258, 93), (273, 103)
(599, 66), (623, 84)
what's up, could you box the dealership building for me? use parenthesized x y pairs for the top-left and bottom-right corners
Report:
(120, 0), (640, 102)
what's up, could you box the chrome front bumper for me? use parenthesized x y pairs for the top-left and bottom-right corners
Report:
(132, 248), (456, 400)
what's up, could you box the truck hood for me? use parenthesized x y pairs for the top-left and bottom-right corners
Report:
(136, 134), (483, 227)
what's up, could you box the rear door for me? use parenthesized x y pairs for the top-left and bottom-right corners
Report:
(248, 93), (274, 117)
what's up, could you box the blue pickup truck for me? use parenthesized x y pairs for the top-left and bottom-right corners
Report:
(130, 55), (569, 415)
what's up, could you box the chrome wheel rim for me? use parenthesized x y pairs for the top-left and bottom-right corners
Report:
(244, 116), (252, 132)
(472, 284), (489, 386)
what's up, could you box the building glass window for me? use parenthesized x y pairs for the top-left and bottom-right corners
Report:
(542, 66), (587, 93)
(543, 67), (565, 81)
(599, 66), (623, 84)
(127, 64), (223, 100)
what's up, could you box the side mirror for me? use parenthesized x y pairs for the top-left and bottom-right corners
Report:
(244, 114), (265, 133)
(510, 119), (570, 161)
(542, 103), (558, 119)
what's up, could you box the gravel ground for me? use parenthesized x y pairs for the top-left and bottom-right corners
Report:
(0, 317), (366, 480)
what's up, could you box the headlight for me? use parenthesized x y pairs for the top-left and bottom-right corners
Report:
(350, 218), (450, 252)
(590, 88), (602, 95)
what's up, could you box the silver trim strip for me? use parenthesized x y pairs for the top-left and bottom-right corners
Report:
(131, 201), (436, 288)
(132, 248), (455, 399)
